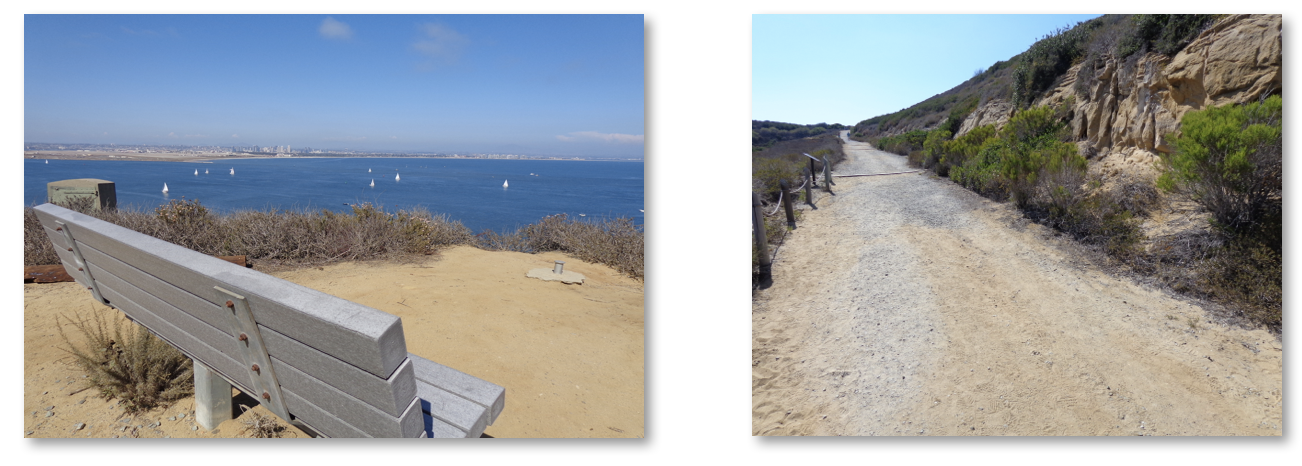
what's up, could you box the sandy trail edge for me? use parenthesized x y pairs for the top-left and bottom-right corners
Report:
(752, 132), (1280, 436)
(25, 246), (644, 438)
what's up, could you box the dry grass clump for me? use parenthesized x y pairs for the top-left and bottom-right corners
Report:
(239, 405), (288, 438)
(478, 214), (644, 280)
(57, 310), (193, 414)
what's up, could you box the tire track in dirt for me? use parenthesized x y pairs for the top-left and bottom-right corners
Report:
(752, 131), (1281, 436)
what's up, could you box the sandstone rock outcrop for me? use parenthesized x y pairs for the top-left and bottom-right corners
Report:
(957, 14), (1281, 171)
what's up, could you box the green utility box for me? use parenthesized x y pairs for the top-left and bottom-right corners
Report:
(47, 179), (117, 211)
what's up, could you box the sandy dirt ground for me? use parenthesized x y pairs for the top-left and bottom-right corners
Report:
(25, 246), (644, 438)
(751, 131), (1281, 436)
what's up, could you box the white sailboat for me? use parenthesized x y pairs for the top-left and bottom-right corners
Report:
(230, 168), (235, 175)
(370, 179), (375, 188)
(395, 172), (400, 182)
(368, 168), (372, 173)
(45, 160), (48, 164)
(194, 169), (198, 176)
(205, 169), (209, 174)
(162, 183), (169, 194)
(503, 180), (508, 188)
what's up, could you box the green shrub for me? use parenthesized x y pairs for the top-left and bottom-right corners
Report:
(58, 310), (194, 414)
(997, 104), (1085, 207)
(921, 129), (951, 172)
(1157, 95), (1281, 247)
(1117, 14), (1215, 59)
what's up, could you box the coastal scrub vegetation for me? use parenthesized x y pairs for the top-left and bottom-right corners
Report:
(752, 120), (847, 149)
(25, 198), (644, 280)
(1152, 95), (1282, 329)
(58, 310), (194, 414)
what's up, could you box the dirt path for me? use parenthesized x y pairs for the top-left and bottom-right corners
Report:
(751, 131), (1281, 436)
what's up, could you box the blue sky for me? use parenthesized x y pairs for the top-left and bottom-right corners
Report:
(753, 14), (1104, 126)
(25, 14), (645, 158)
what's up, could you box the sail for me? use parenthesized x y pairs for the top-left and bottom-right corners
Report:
(162, 183), (169, 193)
(503, 180), (509, 188)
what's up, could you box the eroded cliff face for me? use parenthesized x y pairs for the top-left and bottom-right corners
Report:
(958, 14), (1281, 179)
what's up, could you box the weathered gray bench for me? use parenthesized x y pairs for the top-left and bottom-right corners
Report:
(34, 203), (504, 438)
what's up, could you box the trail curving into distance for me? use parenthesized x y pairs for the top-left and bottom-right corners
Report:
(751, 131), (1281, 436)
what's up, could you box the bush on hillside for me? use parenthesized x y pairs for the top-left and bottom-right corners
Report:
(1157, 95), (1281, 247)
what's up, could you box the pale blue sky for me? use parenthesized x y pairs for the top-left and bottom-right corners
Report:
(753, 14), (1103, 126)
(25, 14), (645, 158)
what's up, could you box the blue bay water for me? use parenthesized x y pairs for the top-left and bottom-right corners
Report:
(24, 158), (644, 234)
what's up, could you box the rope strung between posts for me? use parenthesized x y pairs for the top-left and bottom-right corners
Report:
(767, 191), (783, 216)
(832, 170), (922, 178)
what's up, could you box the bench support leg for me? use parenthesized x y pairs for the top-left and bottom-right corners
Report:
(193, 360), (233, 431)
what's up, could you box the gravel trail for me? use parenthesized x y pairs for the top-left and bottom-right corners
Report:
(751, 131), (1281, 436)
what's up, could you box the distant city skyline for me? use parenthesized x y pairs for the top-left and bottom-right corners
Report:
(25, 14), (645, 158)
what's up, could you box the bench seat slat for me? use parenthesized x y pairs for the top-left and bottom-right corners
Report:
(35, 204), (407, 378)
(415, 379), (490, 438)
(409, 353), (505, 424)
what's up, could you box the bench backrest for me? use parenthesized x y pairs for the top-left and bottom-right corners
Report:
(36, 203), (451, 437)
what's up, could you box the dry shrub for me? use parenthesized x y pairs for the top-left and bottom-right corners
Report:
(477, 214), (644, 280)
(239, 405), (288, 438)
(24, 207), (60, 266)
(58, 310), (193, 414)
(25, 200), (641, 280)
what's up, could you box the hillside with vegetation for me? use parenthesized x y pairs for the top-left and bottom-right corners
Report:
(852, 14), (1282, 332)
(753, 120), (848, 149)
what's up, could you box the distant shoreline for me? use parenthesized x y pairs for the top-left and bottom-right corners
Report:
(23, 151), (642, 163)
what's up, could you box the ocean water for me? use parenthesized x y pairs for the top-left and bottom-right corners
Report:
(24, 157), (644, 233)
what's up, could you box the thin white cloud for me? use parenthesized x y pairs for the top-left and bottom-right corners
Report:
(319, 17), (354, 40)
(556, 131), (644, 144)
(231, 134), (240, 138)
(411, 23), (469, 64)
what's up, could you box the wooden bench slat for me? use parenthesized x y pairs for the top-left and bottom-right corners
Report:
(35, 205), (407, 379)
(409, 353), (505, 424)
(77, 240), (417, 417)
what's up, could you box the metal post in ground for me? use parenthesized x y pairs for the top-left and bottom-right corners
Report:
(779, 179), (796, 229)
(752, 192), (773, 289)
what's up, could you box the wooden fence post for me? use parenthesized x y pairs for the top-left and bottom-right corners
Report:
(779, 179), (796, 229)
(752, 192), (772, 289)
(804, 168), (816, 209)
(823, 155), (836, 186)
